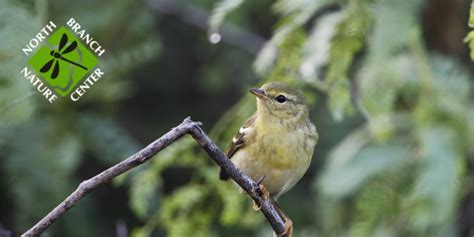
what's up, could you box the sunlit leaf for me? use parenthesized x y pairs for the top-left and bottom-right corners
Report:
(465, 0), (474, 60)
(209, 0), (245, 35)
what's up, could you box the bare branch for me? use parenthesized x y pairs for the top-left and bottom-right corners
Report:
(22, 117), (287, 237)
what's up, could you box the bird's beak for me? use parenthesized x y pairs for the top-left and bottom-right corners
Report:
(249, 88), (266, 99)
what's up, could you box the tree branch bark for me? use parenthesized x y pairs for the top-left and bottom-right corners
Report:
(22, 117), (287, 237)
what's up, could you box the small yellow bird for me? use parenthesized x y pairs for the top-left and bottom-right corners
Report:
(220, 82), (318, 236)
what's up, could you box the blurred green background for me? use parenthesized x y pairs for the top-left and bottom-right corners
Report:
(1, 0), (474, 236)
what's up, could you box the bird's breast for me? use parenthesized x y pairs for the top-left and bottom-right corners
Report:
(231, 119), (317, 197)
(249, 125), (314, 170)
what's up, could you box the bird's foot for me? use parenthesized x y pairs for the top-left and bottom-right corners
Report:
(256, 175), (269, 199)
(252, 175), (269, 211)
(252, 200), (261, 211)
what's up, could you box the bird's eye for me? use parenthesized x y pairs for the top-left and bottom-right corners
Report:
(276, 95), (287, 103)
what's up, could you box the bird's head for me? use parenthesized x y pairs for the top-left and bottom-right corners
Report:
(249, 82), (308, 121)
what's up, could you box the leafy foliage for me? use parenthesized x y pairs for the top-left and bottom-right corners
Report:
(206, 0), (473, 236)
(465, 0), (474, 60)
(324, 0), (372, 121)
(0, 0), (39, 126)
(0, 0), (158, 235)
(1, 0), (473, 236)
(127, 32), (306, 237)
(208, 0), (245, 35)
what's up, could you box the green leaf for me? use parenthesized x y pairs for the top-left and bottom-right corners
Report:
(349, 176), (400, 237)
(470, 0), (474, 28)
(3, 117), (94, 236)
(413, 55), (471, 136)
(129, 169), (161, 219)
(325, 0), (373, 121)
(209, 0), (245, 35)
(366, 0), (423, 62)
(327, 80), (352, 122)
(300, 11), (343, 84)
(159, 185), (215, 237)
(408, 126), (463, 232)
(358, 0), (423, 119)
(318, 133), (412, 198)
(468, 108), (474, 145)
(217, 181), (247, 226)
(254, 0), (335, 75)
(253, 42), (278, 76)
(465, 0), (474, 60)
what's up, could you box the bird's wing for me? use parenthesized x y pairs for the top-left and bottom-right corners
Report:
(219, 113), (257, 180)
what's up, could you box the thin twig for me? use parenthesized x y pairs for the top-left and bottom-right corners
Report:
(0, 92), (36, 114)
(22, 117), (287, 237)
